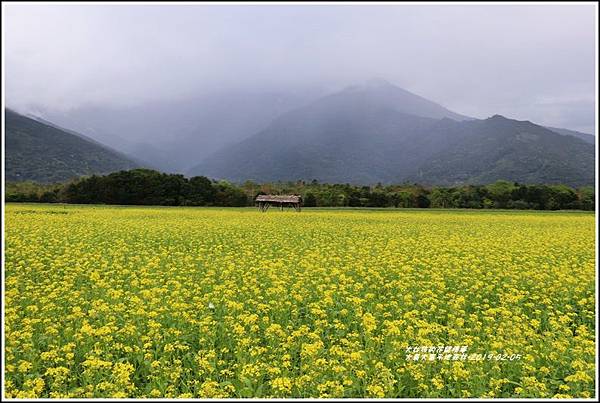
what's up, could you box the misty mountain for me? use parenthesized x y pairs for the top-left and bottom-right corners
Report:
(189, 81), (594, 187)
(543, 126), (595, 145)
(5, 109), (140, 183)
(18, 79), (593, 175)
(31, 88), (325, 173)
(411, 115), (595, 186)
(334, 78), (472, 121)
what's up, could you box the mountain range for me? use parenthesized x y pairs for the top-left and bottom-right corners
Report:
(5, 79), (596, 186)
(189, 80), (595, 187)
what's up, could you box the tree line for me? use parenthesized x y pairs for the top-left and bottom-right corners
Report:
(5, 168), (595, 210)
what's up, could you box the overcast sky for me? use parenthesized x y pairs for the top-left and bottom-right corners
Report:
(3, 3), (597, 133)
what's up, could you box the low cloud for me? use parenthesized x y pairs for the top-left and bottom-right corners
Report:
(3, 3), (596, 133)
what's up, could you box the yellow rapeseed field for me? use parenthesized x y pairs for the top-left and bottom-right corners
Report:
(4, 204), (596, 398)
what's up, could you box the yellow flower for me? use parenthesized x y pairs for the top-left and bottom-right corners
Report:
(18, 361), (32, 373)
(270, 377), (293, 395)
(4, 204), (595, 398)
(362, 312), (377, 334)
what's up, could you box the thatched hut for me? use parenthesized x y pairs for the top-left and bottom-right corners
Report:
(255, 195), (302, 212)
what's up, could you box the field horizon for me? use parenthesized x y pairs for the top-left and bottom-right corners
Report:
(5, 202), (596, 214)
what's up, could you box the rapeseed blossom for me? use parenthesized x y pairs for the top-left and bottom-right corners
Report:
(4, 204), (595, 398)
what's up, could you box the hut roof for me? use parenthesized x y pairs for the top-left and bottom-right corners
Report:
(255, 194), (302, 203)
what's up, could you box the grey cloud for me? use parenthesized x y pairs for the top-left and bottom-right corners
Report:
(4, 3), (596, 133)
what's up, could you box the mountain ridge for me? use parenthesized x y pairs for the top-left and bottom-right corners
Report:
(6, 80), (595, 186)
(5, 109), (141, 183)
(189, 83), (594, 187)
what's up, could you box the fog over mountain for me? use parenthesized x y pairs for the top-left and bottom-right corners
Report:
(3, 4), (596, 181)
(32, 87), (326, 172)
(5, 5), (595, 127)
(189, 80), (594, 187)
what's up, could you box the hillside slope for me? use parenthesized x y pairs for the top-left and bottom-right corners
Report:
(5, 109), (140, 183)
(543, 126), (595, 145)
(189, 83), (595, 187)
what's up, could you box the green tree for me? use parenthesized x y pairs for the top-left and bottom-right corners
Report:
(486, 180), (516, 209)
(304, 193), (317, 207)
(430, 188), (454, 208)
(188, 176), (216, 205)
